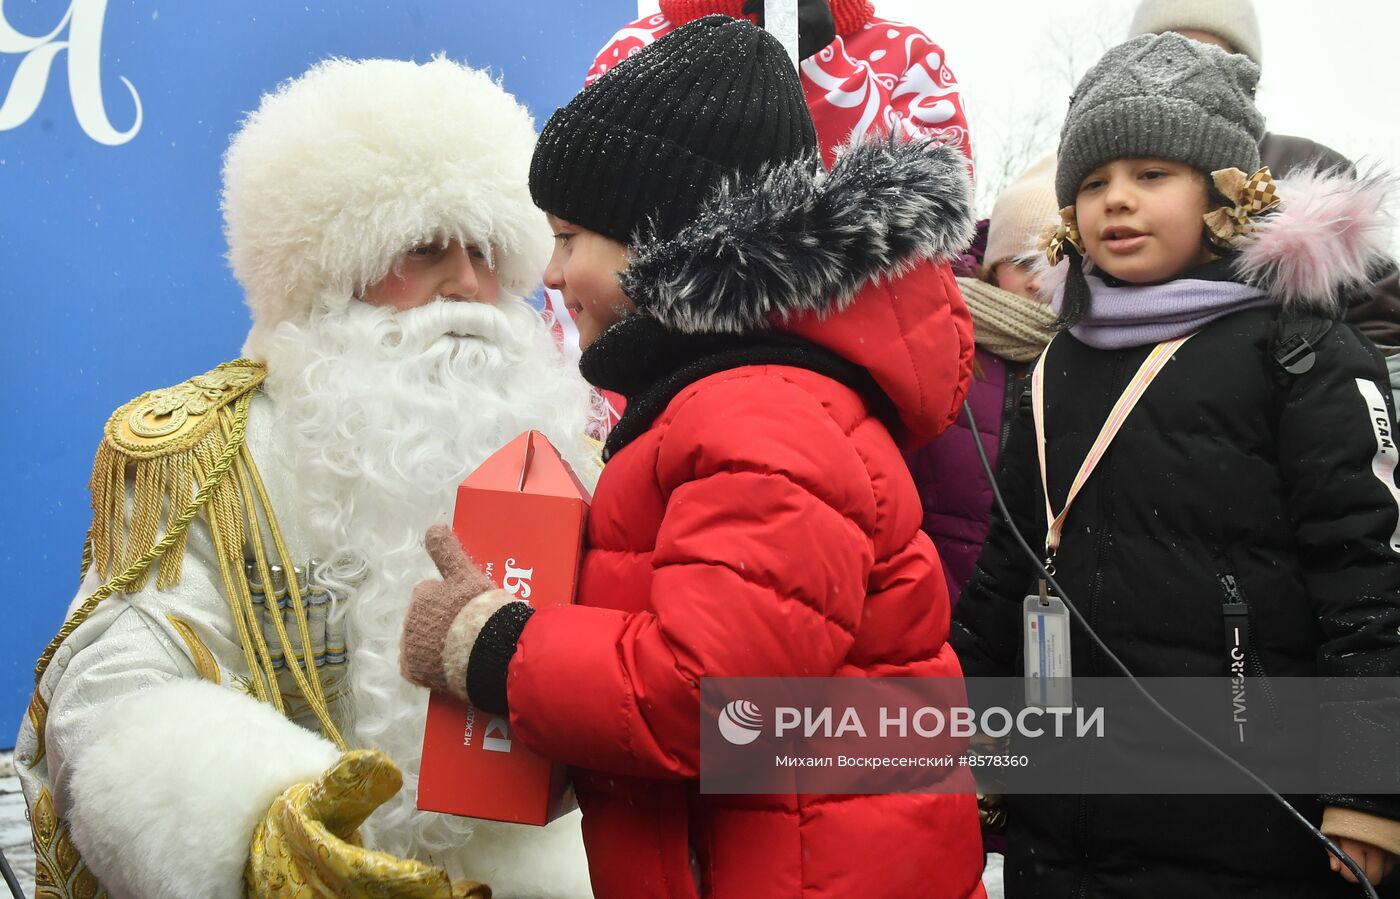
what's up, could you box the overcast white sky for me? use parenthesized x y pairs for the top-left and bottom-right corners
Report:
(637, 0), (1399, 227)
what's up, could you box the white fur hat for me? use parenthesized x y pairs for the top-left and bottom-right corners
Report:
(223, 56), (552, 355)
(1128, 0), (1263, 66)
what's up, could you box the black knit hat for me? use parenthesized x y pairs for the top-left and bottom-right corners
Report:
(529, 15), (818, 245)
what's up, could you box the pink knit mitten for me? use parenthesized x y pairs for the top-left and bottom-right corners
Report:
(399, 524), (517, 699)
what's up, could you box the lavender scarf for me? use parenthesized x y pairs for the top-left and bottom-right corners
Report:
(1052, 273), (1272, 350)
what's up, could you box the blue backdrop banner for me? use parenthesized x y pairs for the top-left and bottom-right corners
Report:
(0, 0), (632, 743)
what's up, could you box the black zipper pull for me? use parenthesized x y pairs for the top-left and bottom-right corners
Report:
(1219, 573), (1251, 745)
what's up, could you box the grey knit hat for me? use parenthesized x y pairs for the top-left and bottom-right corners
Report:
(1055, 32), (1264, 207)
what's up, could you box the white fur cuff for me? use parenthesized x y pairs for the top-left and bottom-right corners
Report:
(67, 680), (340, 899)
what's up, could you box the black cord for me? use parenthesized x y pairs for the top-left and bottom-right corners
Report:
(960, 399), (1380, 898)
(0, 845), (25, 899)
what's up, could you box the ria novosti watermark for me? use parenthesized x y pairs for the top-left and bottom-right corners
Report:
(700, 677), (1400, 796)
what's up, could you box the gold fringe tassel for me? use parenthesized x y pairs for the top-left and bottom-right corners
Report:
(36, 391), (257, 686)
(37, 361), (345, 750)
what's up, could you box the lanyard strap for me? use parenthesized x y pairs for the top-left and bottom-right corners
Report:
(1032, 335), (1193, 562)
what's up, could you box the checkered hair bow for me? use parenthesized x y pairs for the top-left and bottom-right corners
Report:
(1037, 206), (1084, 266)
(1204, 166), (1281, 247)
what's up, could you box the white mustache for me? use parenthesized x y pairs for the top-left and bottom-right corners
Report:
(392, 298), (513, 349)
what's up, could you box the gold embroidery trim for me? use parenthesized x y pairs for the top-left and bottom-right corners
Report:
(244, 750), (490, 898)
(105, 359), (266, 455)
(30, 787), (106, 899)
(26, 690), (48, 769)
(166, 614), (221, 684)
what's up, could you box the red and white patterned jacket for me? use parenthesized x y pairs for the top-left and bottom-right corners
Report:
(586, 0), (973, 169)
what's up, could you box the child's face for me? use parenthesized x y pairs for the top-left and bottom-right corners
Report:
(992, 260), (1043, 301)
(362, 238), (499, 311)
(543, 215), (636, 349)
(1075, 158), (1215, 285)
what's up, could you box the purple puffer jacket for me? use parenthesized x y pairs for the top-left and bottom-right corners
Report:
(903, 348), (1026, 606)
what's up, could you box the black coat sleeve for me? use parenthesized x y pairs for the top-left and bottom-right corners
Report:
(1343, 262), (1400, 351)
(949, 401), (1045, 679)
(1275, 323), (1400, 817)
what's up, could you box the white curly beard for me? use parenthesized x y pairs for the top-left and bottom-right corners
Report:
(259, 296), (599, 884)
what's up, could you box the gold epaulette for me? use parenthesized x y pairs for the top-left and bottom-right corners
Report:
(47, 356), (345, 749)
(88, 358), (266, 593)
(104, 358), (266, 458)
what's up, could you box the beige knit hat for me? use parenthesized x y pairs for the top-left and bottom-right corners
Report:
(1128, 0), (1263, 66)
(982, 155), (1058, 275)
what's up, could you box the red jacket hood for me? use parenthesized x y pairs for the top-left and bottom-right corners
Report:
(620, 137), (976, 447)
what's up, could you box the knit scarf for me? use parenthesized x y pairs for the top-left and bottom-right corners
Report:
(956, 277), (1057, 363)
(658, 0), (874, 36)
(1052, 266), (1271, 350)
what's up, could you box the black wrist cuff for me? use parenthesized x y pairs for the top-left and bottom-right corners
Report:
(465, 601), (534, 715)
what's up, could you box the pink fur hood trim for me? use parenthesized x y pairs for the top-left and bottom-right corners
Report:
(1029, 167), (1394, 313)
(1233, 166), (1393, 315)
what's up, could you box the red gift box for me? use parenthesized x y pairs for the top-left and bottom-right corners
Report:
(416, 431), (591, 824)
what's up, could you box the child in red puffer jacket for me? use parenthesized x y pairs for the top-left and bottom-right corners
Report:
(401, 15), (988, 899)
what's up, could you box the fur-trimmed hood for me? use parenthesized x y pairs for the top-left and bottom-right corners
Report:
(620, 136), (976, 334)
(225, 57), (552, 357)
(1232, 166), (1393, 315)
(618, 136), (978, 447)
(1031, 166), (1394, 313)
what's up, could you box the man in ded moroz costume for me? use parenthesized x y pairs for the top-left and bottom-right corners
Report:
(14, 57), (599, 899)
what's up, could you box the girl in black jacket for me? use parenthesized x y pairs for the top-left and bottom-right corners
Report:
(951, 33), (1400, 899)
